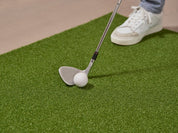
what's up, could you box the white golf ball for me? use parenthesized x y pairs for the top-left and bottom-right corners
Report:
(73, 72), (88, 87)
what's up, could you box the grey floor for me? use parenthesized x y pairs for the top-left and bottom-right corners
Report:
(0, 0), (177, 55)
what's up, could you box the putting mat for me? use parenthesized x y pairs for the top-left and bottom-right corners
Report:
(0, 13), (178, 132)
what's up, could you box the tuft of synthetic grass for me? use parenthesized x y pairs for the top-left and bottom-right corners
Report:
(0, 13), (178, 133)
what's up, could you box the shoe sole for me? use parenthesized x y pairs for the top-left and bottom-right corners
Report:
(111, 24), (163, 45)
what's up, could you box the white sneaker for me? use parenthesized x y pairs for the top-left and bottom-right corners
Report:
(111, 6), (163, 45)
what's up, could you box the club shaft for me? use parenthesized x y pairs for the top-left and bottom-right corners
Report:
(84, 0), (122, 75)
(96, 0), (122, 52)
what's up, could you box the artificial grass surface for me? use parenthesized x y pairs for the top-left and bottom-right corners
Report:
(0, 13), (178, 132)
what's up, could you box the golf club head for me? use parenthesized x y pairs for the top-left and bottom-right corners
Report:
(59, 66), (82, 86)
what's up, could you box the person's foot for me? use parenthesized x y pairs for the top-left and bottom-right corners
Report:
(111, 6), (163, 45)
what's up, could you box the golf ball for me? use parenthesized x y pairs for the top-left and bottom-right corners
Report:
(73, 72), (88, 87)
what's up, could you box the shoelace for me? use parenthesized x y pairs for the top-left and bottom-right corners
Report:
(126, 6), (152, 30)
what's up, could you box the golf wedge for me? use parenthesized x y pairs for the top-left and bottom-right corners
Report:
(59, 0), (122, 86)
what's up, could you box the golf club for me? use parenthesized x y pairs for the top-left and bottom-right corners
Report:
(59, 0), (122, 86)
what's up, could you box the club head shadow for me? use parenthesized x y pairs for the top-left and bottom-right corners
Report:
(59, 66), (82, 86)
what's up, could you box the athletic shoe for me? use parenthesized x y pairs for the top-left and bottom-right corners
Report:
(111, 6), (163, 45)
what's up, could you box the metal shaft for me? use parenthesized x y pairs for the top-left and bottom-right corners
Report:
(96, 0), (122, 52)
(84, 0), (122, 75)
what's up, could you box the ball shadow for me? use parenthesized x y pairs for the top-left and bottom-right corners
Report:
(82, 83), (94, 90)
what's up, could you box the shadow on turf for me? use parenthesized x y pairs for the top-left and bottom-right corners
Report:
(89, 64), (176, 79)
(82, 83), (94, 90)
(68, 83), (94, 90)
(140, 29), (177, 44)
(89, 70), (132, 79)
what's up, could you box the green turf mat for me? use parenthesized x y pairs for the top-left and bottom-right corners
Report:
(0, 13), (178, 132)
